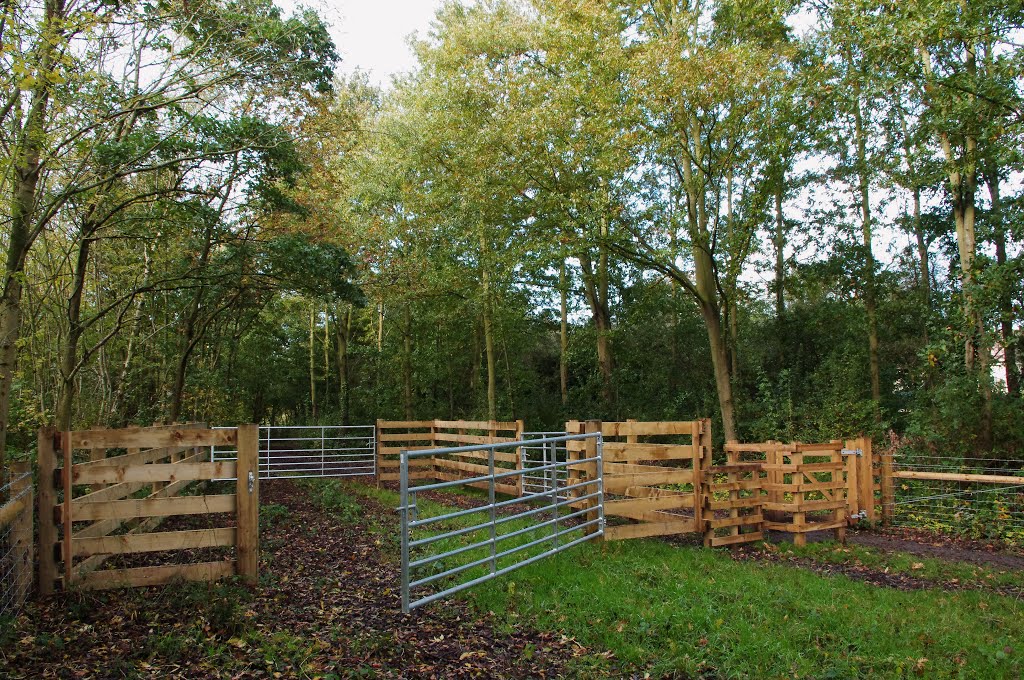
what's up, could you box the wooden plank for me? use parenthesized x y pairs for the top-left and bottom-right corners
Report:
(431, 472), (518, 496)
(710, 531), (763, 547)
(236, 424), (259, 584)
(605, 495), (694, 516)
(378, 432), (434, 442)
(709, 480), (764, 492)
(603, 421), (696, 437)
(73, 445), (187, 471)
(71, 481), (148, 507)
(76, 560), (236, 591)
(435, 449), (518, 464)
(433, 419), (519, 432)
(763, 519), (847, 533)
(605, 461), (693, 476)
(72, 527), (235, 557)
(0, 496), (29, 525)
(765, 462), (845, 473)
(69, 427), (235, 450)
(603, 519), (694, 541)
(891, 470), (1024, 485)
(621, 486), (693, 500)
(432, 459), (491, 476)
(602, 442), (694, 462)
(603, 470), (694, 493)
(71, 461), (236, 485)
(708, 463), (763, 474)
(763, 481), (845, 493)
(378, 446), (438, 456)
(762, 500), (848, 512)
(709, 514), (763, 529)
(725, 442), (786, 453)
(68, 495), (235, 522)
(379, 472), (434, 482)
(433, 433), (519, 446)
(377, 457), (435, 468)
(794, 442), (844, 453)
(377, 420), (434, 429)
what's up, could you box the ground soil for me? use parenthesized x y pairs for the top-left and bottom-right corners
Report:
(848, 528), (1024, 571)
(0, 480), (610, 679)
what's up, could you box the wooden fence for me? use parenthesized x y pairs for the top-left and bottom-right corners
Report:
(38, 423), (259, 593)
(376, 419), (524, 494)
(0, 463), (34, 614)
(567, 419), (711, 542)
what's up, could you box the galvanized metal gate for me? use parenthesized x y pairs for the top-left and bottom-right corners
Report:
(398, 432), (604, 613)
(212, 425), (376, 480)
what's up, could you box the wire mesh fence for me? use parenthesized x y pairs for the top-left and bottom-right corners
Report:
(882, 450), (1024, 543)
(0, 469), (34, 619)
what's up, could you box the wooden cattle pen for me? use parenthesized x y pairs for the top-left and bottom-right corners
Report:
(377, 419), (524, 494)
(37, 423), (259, 593)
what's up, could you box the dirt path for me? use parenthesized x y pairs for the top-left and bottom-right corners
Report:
(0, 480), (608, 679)
(848, 530), (1024, 571)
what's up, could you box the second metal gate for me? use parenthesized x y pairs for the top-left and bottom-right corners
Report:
(212, 425), (376, 480)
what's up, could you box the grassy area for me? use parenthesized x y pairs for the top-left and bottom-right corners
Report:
(339, 480), (1024, 679)
(785, 541), (1024, 591)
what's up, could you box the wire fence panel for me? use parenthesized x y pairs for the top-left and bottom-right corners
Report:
(882, 451), (1024, 543)
(520, 432), (571, 500)
(212, 425), (376, 480)
(0, 470), (33, 619)
(400, 433), (604, 613)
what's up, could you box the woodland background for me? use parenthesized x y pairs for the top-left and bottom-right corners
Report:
(2, 0), (1022, 476)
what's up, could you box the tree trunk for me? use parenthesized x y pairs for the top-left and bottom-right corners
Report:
(309, 304), (318, 420)
(559, 260), (569, 406)
(774, 183), (786, 318)
(481, 275), (497, 423)
(335, 305), (352, 425)
(0, 0), (60, 477)
(694, 244), (737, 442)
(854, 89), (882, 423)
(402, 303), (413, 420)
(983, 163), (1019, 396)
(55, 228), (95, 429)
(579, 250), (613, 412)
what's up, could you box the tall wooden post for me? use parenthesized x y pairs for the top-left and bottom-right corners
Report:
(880, 441), (894, 526)
(859, 436), (875, 522)
(37, 427), (58, 596)
(236, 424), (259, 584)
(845, 438), (860, 521)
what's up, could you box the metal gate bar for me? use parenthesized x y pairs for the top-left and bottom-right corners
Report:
(212, 425), (376, 480)
(399, 432), (603, 613)
(521, 432), (570, 499)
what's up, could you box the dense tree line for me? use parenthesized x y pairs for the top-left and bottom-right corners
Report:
(2, 0), (1022, 478)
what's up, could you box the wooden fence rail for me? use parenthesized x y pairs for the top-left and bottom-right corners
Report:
(376, 419), (524, 494)
(38, 424), (259, 594)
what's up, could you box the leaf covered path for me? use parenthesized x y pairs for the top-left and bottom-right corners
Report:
(1, 479), (605, 679)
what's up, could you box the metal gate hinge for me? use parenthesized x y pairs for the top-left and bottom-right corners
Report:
(851, 510), (867, 520)
(247, 471), (255, 493)
(841, 448), (863, 457)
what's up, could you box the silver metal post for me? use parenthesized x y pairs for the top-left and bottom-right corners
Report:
(489, 446), (497, 574)
(596, 433), (605, 535)
(551, 452), (559, 549)
(400, 449), (410, 614)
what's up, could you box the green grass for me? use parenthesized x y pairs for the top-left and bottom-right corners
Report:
(337, 480), (1023, 679)
(787, 541), (1024, 591)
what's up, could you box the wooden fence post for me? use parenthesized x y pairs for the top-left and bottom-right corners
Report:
(11, 462), (33, 603)
(880, 442), (894, 526)
(236, 424), (259, 584)
(859, 436), (875, 522)
(37, 427), (58, 596)
(845, 438), (860, 521)
(375, 419), (383, 488)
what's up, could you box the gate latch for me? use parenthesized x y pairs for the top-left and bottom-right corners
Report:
(841, 448), (863, 457)
(850, 510), (868, 520)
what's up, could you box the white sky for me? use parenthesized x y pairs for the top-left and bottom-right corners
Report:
(304, 0), (447, 86)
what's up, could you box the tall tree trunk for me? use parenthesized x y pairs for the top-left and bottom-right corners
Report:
(335, 305), (352, 425)
(479, 228), (497, 422)
(774, 182), (786, 318)
(55, 227), (96, 429)
(559, 260), (569, 406)
(983, 164), (1019, 396)
(402, 303), (413, 420)
(694, 246), (738, 443)
(579, 250), (613, 412)
(309, 304), (318, 420)
(0, 0), (62, 477)
(853, 89), (882, 423)
(322, 305), (330, 411)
